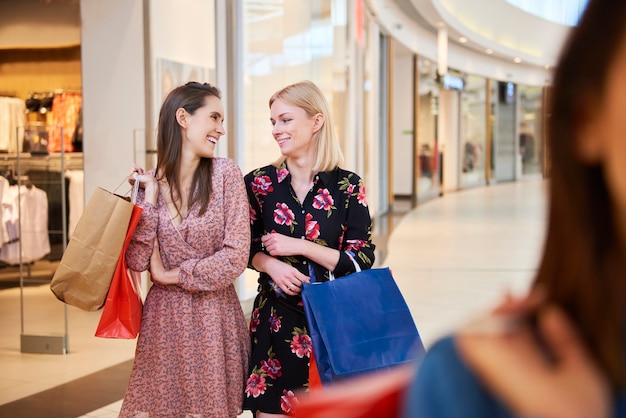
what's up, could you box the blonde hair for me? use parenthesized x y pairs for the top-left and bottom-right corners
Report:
(269, 80), (344, 171)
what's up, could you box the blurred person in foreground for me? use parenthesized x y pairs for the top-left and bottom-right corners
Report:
(406, 0), (626, 416)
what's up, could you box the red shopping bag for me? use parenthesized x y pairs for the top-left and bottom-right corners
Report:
(309, 349), (323, 391)
(295, 363), (415, 418)
(95, 204), (143, 339)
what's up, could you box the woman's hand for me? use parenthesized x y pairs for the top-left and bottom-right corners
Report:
(260, 231), (341, 274)
(128, 164), (146, 186)
(457, 295), (611, 418)
(149, 240), (179, 285)
(128, 165), (158, 205)
(261, 232), (303, 257)
(263, 256), (310, 295)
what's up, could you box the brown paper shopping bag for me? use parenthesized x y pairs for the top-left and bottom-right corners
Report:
(50, 187), (135, 311)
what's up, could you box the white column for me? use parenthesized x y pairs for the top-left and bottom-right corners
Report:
(437, 27), (448, 76)
(81, 0), (146, 198)
(440, 89), (460, 192)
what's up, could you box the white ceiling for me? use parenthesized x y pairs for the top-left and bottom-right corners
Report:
(390, 0), (574, 69)
(410, 0), (570, 66)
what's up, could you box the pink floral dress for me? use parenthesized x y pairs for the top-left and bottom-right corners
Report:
(119, 158), (251, 418)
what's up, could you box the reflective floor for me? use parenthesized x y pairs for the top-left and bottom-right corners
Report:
(0, 178), (547, 417)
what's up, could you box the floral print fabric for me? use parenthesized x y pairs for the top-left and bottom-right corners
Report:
(48, 92), (81, 152)
(119, 158), (251, 418)
(243, 162), (375, 414)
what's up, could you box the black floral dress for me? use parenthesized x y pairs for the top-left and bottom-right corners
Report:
(242, 161), (376, 415)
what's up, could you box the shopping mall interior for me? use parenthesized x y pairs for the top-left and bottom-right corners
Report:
(0, 0), (585, 416)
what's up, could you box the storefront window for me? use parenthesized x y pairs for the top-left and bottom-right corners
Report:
(460, 74), (487, 188)
(517, 85), (543, 176)
(417, 57), (439, 199)
(241, 0), (344, 174)
(240, 0), (347, 299)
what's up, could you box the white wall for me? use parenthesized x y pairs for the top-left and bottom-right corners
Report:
(367, 0), (553, 86)
(392, 52), (414, 196)
(80, 0), (146, 199)
(363, 10), (382, 218)
(434, 0), (568, 67)
(148, 0), (217, 151)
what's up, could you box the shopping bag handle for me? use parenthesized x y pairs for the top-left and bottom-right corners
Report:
(131, 176), (140, 204)
(112, 175), (141, 204)
(328, 252), (361, 281)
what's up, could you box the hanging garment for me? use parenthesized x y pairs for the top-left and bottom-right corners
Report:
(0, 97), (26, 153)
(48, 92), (82, 153)
(0, 184), (50, 265)
(0, 175), (12, 246)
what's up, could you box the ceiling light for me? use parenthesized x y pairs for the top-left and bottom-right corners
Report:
(485, 49), (493, 54)
(514, 57), (522, 63)
(459, 37), (467, 43)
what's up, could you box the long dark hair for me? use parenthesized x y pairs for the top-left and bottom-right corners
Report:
(155, 81), (221, 216)
(535, 0), (626, 389)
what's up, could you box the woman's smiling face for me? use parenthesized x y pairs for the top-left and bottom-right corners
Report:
(181, 94), (225, 159)
(270, 98), (320, 159)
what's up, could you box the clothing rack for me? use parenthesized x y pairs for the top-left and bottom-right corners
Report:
(0, 152), (84, 174)
(27, 88), (82, 97)
(54, 87), (82, 95)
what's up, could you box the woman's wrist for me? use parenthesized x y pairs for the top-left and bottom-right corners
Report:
(144, 183), (159, 205)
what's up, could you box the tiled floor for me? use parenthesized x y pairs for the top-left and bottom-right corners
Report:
(0, 178), (546, 417)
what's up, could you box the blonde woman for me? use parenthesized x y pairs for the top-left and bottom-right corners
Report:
(243, 80), (376, 416)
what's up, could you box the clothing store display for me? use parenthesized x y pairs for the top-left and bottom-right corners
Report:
(0, 153), (83, 290)
(25, 96), (41, 113)
(22, 124), (49, 155)
(48, 92), (82, 153)
(302, 267), (424, 385)
(0, 176), (11, 247)
(0, 184), (50, 265)
(95, 203), (143, 339)
(0, 97), (26, 153)
(71, 106), (83, 152)
(39, 95), (53, 114)
(25, 169), (70, 260)
(50, 187), (136, 311)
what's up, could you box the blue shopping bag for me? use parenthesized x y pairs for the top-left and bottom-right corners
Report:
(301, 267), (424, 386)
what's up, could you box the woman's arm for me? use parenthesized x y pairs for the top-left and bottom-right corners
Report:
(260, 174), (375, 276)
(332, 175), (375, 276)
(125, 171), (159, 272)
(259, 233), (340, 272)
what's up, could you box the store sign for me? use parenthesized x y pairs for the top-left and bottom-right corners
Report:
(442, 73), (464, 91)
